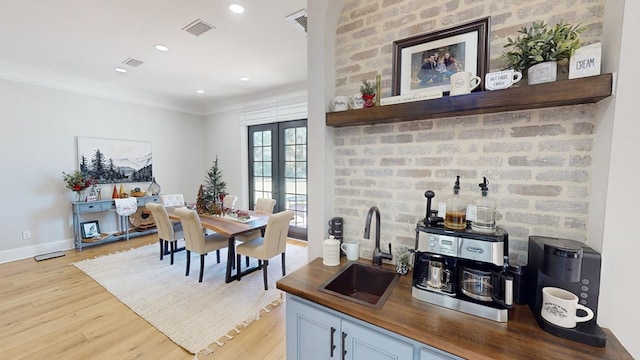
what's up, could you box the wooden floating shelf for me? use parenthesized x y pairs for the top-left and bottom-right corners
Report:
(326, 73), (613, 127)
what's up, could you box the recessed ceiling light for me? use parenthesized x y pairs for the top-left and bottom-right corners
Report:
(229, 3), (245, 14)
(113, 67), (127, 73)
(240, 77), (250, 81)
(196, 90), (205, 94)
(154, 44), (169, 52)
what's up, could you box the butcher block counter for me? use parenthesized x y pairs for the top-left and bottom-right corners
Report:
(276, 257), (631, 360)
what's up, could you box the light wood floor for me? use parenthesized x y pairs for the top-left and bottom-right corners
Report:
(0, 234), (300, 359)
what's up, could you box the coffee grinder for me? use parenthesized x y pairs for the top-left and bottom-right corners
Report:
(527, 236), (607, 346)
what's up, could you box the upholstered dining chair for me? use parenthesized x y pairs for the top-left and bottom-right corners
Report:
(146, 203), (184, 265)
(235, 198), (276, 243)
(235, 210), (293, 290)
(160, 193), (185, 207)
(222, 194), (238, 209)
(174, 207), (228, 283)
(234, 198), (276, 267)
(114, 197), (137, 241)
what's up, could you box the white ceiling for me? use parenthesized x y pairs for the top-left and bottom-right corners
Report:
(0, 0), (308, 115)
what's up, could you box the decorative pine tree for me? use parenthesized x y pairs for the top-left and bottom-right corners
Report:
(203, 156), (227, 213)
(195, 184), (208, 214)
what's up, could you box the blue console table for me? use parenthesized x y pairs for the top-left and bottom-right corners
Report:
(72, 196), (160, 249)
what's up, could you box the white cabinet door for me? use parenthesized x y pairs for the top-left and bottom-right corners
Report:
(419, 346), (461, 360)
(342, 319), (414, 360)
(286, 295), (342, 360)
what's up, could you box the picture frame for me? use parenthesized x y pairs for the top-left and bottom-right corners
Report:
(80, 220), (101, 239)
(76, 136), (153, 184)
(392, 17), (490, 96)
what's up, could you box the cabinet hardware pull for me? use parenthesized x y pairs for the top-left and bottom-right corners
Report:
(342, 331), (347, 360)
(330, 327), (336, 357)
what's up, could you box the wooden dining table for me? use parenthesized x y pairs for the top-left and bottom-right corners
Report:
(166, 206), (269, 283)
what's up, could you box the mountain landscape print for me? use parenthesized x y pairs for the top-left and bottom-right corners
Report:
(77, 136), (152, 184)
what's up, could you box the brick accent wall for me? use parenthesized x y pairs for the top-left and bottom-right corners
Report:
(332, 0), (605, 262)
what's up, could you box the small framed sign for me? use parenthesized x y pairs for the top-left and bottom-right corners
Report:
(80, 220), (100, 239)
(569, 42), (601, 79)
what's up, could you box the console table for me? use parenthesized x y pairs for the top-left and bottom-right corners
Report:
(72, 196), (160, 249)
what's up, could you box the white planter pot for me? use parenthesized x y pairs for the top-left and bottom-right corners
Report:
(527, 61), (557, 85)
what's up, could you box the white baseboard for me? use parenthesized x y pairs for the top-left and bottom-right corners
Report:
(0, 238), (75, 264)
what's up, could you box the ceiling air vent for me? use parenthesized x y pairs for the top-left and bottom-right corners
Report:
(286, 9), (307, 34)
(182, 19), (215, 36)
(122, 57), (144, 67)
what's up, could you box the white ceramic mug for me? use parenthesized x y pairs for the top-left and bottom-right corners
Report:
(449, 71), (481, 96)
(349, 93), (364, 109)
(485, 69), (523, 90)
(340, 241), (360, 261)
(329, 96), (349, 111)
(541, 287), (594, 328)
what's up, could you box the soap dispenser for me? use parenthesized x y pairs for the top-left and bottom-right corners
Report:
(470, 176), (497, 233)
(444, 176), (467, 230)
(323, 235), (340, 266)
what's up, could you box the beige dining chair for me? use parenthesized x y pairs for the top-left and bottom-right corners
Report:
(174, 207), (228, 283)
(235, 198), (276, 243)
(146, 203), (184, 265)
(160, 193), (186, 207)
(235, 210), (293, 290)
(223, 194), (238, 209)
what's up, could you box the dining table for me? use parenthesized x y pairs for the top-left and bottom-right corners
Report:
(166, 206), (269, 283)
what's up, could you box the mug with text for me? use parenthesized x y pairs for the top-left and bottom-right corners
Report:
(329, 96), (349, 112)
(485, 69), (523, 91)
(541, 287), (594, 328)
(349, 93), (364, 109)
(340, 241), (360, 261)
(449, 71), (481, 96)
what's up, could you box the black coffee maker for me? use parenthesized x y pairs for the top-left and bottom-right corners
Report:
(527, 236), (607, 346)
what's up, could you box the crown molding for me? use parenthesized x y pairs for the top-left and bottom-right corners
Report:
(0, 61), (205, 115)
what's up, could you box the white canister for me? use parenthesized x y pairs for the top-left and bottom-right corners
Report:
(323, 236), (340, 266)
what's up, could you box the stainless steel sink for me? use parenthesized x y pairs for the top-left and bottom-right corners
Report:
(318, 262), (400, 309)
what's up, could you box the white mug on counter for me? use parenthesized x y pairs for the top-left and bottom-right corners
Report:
(449, 71), (481, 96)
(541, 287), (594, 328)
(329, 96), (349, 112)
(340, 241), (360, 261)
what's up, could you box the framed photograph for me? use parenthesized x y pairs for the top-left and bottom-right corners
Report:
(392, 17), (490, 96)
(80, 220), (101, 239)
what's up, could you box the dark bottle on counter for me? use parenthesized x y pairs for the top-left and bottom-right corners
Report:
(444, 175), (467, 230)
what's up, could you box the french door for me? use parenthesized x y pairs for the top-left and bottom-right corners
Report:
(248, 119), (307, 240)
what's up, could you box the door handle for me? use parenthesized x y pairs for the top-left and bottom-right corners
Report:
(342, 331), (347, 360)
(330, 327), (336, 357)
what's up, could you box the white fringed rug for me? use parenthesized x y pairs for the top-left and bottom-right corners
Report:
(73, 242), (308, 356)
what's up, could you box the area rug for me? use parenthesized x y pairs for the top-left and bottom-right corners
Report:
(72, 242), (308, 356)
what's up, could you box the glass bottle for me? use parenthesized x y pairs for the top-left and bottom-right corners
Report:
(147, 177), (161, 196)
(444, 176), (467, 230)
(471, 176), (497, 233)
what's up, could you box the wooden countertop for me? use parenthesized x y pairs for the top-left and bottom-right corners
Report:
(276, 257), (631, 360)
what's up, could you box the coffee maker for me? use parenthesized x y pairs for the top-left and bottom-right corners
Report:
(527, 236), (607, 346)
(412, 191), (514, 322)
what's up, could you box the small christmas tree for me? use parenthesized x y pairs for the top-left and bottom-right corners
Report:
(195, 184), (208, 214)
(203, 156), (227, 213)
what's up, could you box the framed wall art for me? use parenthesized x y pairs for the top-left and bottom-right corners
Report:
(80, 220), (100, 238)
(392, 17), (490, 96)
(76, 136), (152, 184)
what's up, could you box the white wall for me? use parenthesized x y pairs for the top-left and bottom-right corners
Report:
(598, 0), (639, 356)
(0, 78), (205, 262)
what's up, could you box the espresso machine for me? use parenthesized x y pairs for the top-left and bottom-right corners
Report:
(412, 191), (514, 322)
(527, 236), (607, 346)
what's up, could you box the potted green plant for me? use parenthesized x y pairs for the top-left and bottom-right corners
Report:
(359, 79), (376, 107)
(395, 246), (412, 275)
(502, 21), (585, 85)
